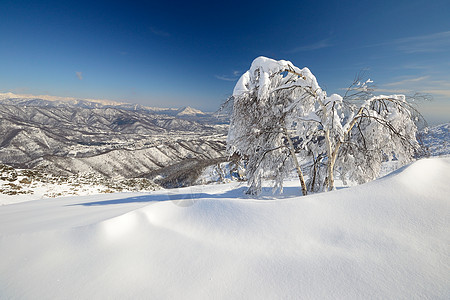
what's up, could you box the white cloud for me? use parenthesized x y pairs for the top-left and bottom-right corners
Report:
(215, 75), (238, 82)
(394, 31), (450, 53)
(215, 70), (242, 82)
(422, 89), (450, 97)
(372, 88), (412, 94)
(376, 75), (450, 102)
(367, 31), (450, 54)
(384, 76), (430, 87)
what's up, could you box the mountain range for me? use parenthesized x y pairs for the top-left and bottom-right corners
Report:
(0, 93), (228, 185)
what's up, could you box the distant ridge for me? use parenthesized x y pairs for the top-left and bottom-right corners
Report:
(0, 92), (124, 106)
(0, 92), (206, 115)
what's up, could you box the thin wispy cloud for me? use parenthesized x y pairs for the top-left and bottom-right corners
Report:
(215, 75), (236, 81)
(377, 75), (450, 101)
(372, 88), (411, 94)
(400, 64), (431, 70)
(423, 89), (450, 97)
(384, 76), (430, 87)
(215, 70), (241, 82)
(427, 80), (450, 88)
(286, 39), (332, 53)
(150, 26), (170, 37)
(368, 31), (450, 54)
(75, 72), (83, 80)
(394, 31), (450, 53)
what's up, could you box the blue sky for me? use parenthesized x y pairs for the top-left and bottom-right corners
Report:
(1, 0), (449, 124)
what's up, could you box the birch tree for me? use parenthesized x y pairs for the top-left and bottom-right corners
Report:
(227, 56), (424, 195)
(300, 91), (423, 191)
(228, 57), (323, 195)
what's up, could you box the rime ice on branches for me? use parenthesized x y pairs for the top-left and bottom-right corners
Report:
(227, 57), (424, 195)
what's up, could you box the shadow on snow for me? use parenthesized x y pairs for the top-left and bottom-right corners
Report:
(68, 185), (340, 206)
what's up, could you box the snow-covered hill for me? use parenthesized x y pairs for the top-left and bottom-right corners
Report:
(0, 157), (448, 298)
(0, 94), (227, 181)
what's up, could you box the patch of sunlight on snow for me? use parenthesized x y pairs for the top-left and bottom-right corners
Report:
(142, 202), (180, 228)
(101, 212), (139, 241)
(396, 157), (450, 186)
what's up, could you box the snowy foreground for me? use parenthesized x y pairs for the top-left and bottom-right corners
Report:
(0, 158), (449, 299)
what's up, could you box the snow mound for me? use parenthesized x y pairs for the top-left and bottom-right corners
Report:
(0, 157), (449, 299)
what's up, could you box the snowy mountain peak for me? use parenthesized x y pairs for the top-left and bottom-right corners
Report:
(176, 106), (205, 116)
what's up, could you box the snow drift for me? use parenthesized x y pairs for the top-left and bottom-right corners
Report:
(0, 157), (449, 299)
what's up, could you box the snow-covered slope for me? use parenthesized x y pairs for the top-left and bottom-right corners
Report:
(0, 99), (226, 179)
(0, 157), (448, 299)
(422, 122), (450, 157)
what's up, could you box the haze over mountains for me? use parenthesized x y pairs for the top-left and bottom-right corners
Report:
(0, 92), (227, 184)
(0, 92), (211, 117)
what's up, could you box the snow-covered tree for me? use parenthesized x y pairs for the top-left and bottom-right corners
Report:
(301, 92), (423, 192)
(228, 57), (326, 195)
(228, 56), (424, 195)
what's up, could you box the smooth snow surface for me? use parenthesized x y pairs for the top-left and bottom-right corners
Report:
(0, 158), (449, 299)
